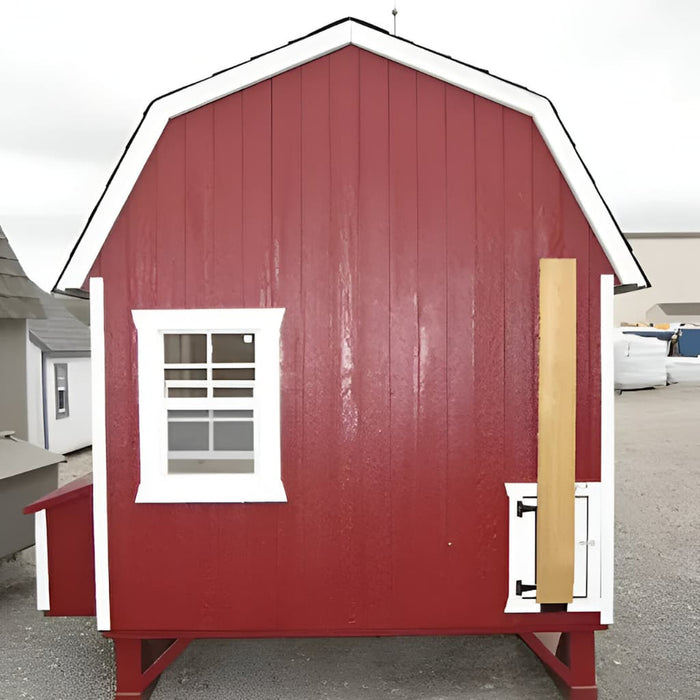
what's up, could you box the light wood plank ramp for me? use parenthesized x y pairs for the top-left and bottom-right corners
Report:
(536, 258), (577, 604)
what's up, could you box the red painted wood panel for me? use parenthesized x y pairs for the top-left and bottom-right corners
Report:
(473, 96), (507, 618)
(155, 118), (186, 308)
(271, 64), (305, 628)
(584, 237), (612, 482)
(444, 86), (479, 622)
(414, 72), (449, 626)
(328, 47), (362, 629)
(503, 109), (535, 485)
(387, 60), (420, 627)
(45, 493), (95, 617)
(89, 46), (611, 635)
(355, 48), (392, 628)
(212, 94), (244, 307)
(299, 54), (335, 629)
(184, 105), (215, 308)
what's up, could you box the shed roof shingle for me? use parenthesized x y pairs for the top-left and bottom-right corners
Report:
(0, 225), (47, 320)
(0, 225), (90, 352)
(28, 294), (91, 353)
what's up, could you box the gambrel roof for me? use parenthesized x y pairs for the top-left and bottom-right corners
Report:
(55, 17), (648, 292)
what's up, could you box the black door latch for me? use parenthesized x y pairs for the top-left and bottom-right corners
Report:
(517, 500), (537, 518)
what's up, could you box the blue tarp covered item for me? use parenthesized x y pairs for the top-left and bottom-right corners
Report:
(677, 328), (700, 357)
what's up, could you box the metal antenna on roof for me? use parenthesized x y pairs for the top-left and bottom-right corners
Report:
(392, 1), (398, 36)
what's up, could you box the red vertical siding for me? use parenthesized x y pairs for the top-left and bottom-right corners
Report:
(212, 94), (244, 306)
(356, 49), (392, 627)
(271, 65), (305, 628)
(156, 117), (186, 307)
(92, 46), (610, 635)
(328, 48), (362, 628)
(387, 61), (420, 626)
(299, 54), (334, 629)
(473, 96), (508, 616)
(184, 106), (215, 307)
(503, 109), (536, 485)
(444, 87), (479, 619)
(414, 72), (449, 626)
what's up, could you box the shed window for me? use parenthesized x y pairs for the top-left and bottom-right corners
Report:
(132, 308), (286, 503)
(54, 364), (69, 419)
(164, 332), (256, 474)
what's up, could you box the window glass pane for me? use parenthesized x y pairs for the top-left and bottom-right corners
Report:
(213, 421), (254, 451)
(213, 410), (254, 419)
(54, 363), (69, 419)
(168, 459), (254, 474)
(212, 333), (255, 364)
(168, 410), (209, 419)
(165, 369), (207, 380)
(212, 368), (255, 380)
(164, 334), (207, 364)
(168, 387), (208, 398)
(213, 388), (253, 398)
(168, 422), (209, 451)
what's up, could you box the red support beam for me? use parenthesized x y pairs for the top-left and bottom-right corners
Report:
(113, 637), (191, 699)
(520, 631), (597, 699)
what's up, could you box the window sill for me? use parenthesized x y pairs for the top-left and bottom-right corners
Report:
(135, 475), (287, 503)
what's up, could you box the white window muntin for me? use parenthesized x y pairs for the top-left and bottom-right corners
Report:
(132, 308), (286, 503)
(163, 330), (257, 467)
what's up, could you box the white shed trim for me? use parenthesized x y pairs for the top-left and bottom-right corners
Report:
(599, 274), (615, 625)
(89, 277), (111, 630)
(34, 509), (50, 611)
(132, 307), (286, 503)
(56, 19), (646, 292)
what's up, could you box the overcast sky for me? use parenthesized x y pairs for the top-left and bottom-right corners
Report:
(1, 0), (699, 290)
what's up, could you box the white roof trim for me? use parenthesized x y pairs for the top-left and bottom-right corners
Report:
(56, 19), (647, 291)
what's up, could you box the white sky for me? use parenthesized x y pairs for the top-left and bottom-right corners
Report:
(1, 0), (699, 290)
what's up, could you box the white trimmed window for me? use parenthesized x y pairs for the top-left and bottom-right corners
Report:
(131, 308), (286, 503)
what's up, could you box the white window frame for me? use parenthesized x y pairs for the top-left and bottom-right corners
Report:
(132, 308), (286, 503)
(54, 363), (69, 419)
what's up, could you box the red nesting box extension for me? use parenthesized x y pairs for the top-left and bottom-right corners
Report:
(24, 473), (95, 617)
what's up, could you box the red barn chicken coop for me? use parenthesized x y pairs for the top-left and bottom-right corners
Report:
(25, 18), (648, 699)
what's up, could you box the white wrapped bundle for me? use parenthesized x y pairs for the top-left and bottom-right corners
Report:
(613, 330), (668, 390)
(665, 357), (700, 384)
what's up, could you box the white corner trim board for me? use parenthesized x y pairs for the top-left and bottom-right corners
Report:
(56, 19), (646, 292)
(132, 307), (287, 504)
(599, 274), (615, 625)
(34, 509), (50, 611)
(89, 277), (111, 631)
(504, 482), (603, 615)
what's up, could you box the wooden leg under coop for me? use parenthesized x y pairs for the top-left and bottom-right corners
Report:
(520, 630), (597, 699)
(112, 637), (190, 699)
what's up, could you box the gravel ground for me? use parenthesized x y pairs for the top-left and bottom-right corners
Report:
(1, 387), (698, 699)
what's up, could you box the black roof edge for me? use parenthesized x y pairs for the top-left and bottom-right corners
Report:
(540, 99), (651, 290)
(614, 283), (648, 295)
(53, 16), (649, 291)
(54, 287), (90, 300)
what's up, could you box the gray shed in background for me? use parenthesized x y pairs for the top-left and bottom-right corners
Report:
(0, 225), (91, 453)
